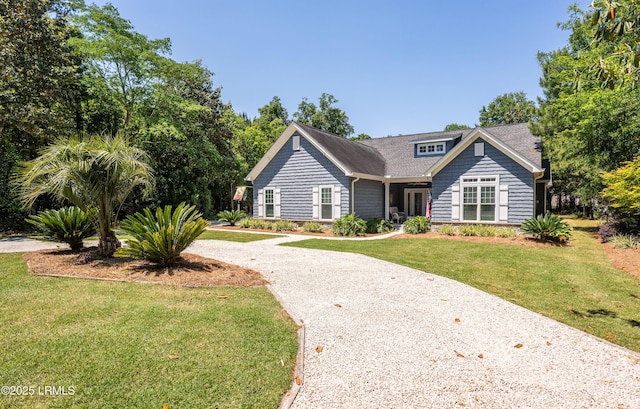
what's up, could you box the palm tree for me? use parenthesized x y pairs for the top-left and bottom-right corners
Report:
(15, 133), (154, 256)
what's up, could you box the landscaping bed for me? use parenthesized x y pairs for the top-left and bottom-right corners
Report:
(23, 247), (266, 287)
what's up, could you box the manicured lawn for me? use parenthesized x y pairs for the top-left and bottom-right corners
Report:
(197, 229), (281, 242)
(0, 253), (297, 408)
(84, 229), (280, 243)
(285, 220), (640, 352)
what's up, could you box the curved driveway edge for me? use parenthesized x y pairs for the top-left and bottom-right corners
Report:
(188, 236), (640, 409)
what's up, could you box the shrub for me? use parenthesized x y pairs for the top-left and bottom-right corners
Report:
(477, 225), (497, 237)
(366, 218), (396, 234)
(458, 224), (479, 236)
(238, 218), (273, 230)
(238, 218), (253, 228)
(610, 234), (639, 249)
(438, 224), (457, 236)
(117, 203), (209, 266)
(217, 210), (247, 226)
(521, 214), (572, 241)
(403, 216), (431, 234)
(496, 227), (517, 238)
(302, 221), (325, 233)
(598, 222), (619, 243)
(273, 220), (297, 232)
(26, 206), (96, 250)
(332, 214), (367, 237)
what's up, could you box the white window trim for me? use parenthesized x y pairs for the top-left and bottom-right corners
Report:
(459, 175), (500, 223)
(260, 187), (280, 219)
(319, 185), (334, 221)
(263, 187), (275, 219)
(417, 142), (446, 156)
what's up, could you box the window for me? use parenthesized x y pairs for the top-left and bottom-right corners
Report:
(264, 188), (274, 218)
(461, 176), (498, 222)
(417, 143), (445, 155)
(292, 135), (300, 151)
(321, 187), (333, 220)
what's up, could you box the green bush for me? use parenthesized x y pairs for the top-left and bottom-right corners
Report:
(458, 224), (478, 236)
(238, 218), (273, 230)
(610, 234), (639, 249)
(332, 214), (367, 237)
(521, 214), (572, 241)
(438, 224), (457, 236)
(217, 210), (247, 226)
(496, 227), (517, 238)
(302, 221), (324, 233)
(366, 218), (396, 234)
(274, 220), (297, 232)
(477, 225), (497, 237)
(117, 202), (209, 266)
(403, 216), (431, 234)
(26, 206), (96, 250)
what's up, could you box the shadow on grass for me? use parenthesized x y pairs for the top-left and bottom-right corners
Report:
(572, 308), (640, 329)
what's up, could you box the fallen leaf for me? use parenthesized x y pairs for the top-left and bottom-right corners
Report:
(546, 341), (552, 346)
(334, 303), (342, 308)
(315, 345), (323, 353)
(607, 333), (617, 341)
(514, 343), (523, 349)
(217, 295), (228, 299)
(440, 299), (447, 302)
(295, 376), (302, 385)
(163, 406), (170, 409)
(454, 318), (461, 323)
(169, 354), (179, 359)
(477, 354), (484, 359)
(454, 350), (465, 358)
(627, 355), (640, 363)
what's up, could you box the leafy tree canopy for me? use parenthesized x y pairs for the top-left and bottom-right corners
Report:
(444, 123), (470, 131)
(293, 93), (354, 137)
(478, 92), (538, 126)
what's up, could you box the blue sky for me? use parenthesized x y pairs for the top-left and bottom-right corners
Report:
(91, 1), (592, 137)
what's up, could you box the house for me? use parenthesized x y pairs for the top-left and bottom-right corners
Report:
(245, 121), (550, 225)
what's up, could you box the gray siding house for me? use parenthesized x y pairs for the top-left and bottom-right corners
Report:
(245, 122), (550, 225)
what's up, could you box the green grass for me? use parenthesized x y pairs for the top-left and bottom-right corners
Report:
(197, 229), (281, 242)
(0, 253), (297, 408)
(84, 229), (281, 243)
(284, 219), (640, 352)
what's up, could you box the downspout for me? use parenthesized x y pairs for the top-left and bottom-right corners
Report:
(351, 177), (360, 214)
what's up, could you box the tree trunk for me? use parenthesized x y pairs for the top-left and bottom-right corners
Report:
(98, 230), (121, 257)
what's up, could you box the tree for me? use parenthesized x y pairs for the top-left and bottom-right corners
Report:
(70, 2), (171, 131)
(590, 0), (640, 86)
(15, 134), (154, 256)
(444, 123), (469, 131)
(533, 4), (640, 210)
(139, 60), (236, 216)
(0, 0), (80, 230)
(350, 133), (372, 141)
(602, 157), (640, 217)
(293, 93), (354, 136)
(479, 92), (538, 126)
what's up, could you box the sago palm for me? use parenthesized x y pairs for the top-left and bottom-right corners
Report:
(15, 133), (154, 256)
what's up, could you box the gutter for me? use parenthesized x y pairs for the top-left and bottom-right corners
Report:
(351, 177), (360, 214)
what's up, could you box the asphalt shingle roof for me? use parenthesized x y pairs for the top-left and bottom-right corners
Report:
(296, 122), (541, 179)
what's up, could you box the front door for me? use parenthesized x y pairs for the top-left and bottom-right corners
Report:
(404, 188), (430, 217)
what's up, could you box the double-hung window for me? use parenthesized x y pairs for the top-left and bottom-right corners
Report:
(320, 186), (333, 220)
(461, 177), (497, 222)
(264, 188), (275, 218)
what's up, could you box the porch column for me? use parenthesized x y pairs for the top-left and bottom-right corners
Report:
(384, 180), (390, 220)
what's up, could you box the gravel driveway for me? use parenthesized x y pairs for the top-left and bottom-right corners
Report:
(2, 236), (639, 407)
(188, 235), (640, 409)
